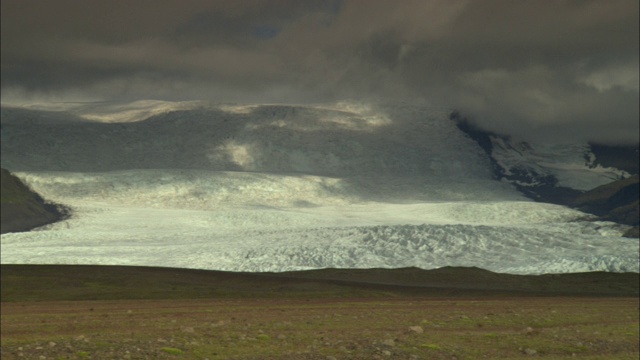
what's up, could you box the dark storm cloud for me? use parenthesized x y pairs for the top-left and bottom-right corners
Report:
(1, 0), (638, 143)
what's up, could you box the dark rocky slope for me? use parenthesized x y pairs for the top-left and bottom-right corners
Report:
(1, 168), (68, 234)
(452, 112), (639, 237)
(571, 175), (639, 237)
(450, 111), (583, 205)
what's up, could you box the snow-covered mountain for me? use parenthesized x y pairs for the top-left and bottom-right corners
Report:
(451, 112), (637, 203)
(1, 101), (637, 274)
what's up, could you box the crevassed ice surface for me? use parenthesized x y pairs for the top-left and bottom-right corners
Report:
(0, 101), (637, 274)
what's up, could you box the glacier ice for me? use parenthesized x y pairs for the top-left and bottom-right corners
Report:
(1, 101), (637, 274)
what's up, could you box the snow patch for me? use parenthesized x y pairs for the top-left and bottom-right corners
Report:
(491, 137), (629, 190)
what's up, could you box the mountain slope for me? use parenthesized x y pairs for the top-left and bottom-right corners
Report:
(452, 112), (639, 235)
(0, 103), (491, 179)
(0, 168), (67, 234)
(571, 175), (639, 237)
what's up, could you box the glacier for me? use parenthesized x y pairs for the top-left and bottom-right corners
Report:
(1, 100), (637, 274)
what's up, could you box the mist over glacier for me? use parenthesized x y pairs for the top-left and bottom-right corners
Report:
(1, 101), (637, 274)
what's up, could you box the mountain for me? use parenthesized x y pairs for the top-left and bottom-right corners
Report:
(588, 143), (639, 175)
(570, 175), (639, 237)
(0, 101), (637, 274)
(452, 111), (639, 237)
(1, 168), (68, 234)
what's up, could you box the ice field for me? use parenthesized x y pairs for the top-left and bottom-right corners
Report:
(1, 101), (638, 274)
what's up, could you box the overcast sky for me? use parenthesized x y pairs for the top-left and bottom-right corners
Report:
(1, 0), (638, 144)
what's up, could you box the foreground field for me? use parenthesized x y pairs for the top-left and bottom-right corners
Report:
(2, 297), (638, 360)
(1, 265), (638, 359)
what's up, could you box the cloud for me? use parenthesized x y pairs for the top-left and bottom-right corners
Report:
(580, 62), (640, 93)
(1, 0), (638, 144)
(450, 65), (639, 143)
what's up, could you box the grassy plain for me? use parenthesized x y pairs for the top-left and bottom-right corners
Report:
(1, 265), (638, 359)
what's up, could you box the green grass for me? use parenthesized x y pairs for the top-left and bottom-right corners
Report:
(1, 265), (638, 303)
(161, 347), (184, 355)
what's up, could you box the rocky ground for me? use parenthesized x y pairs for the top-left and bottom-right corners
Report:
(1, 265), (638, 359)
(2, 297), (638, 360)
